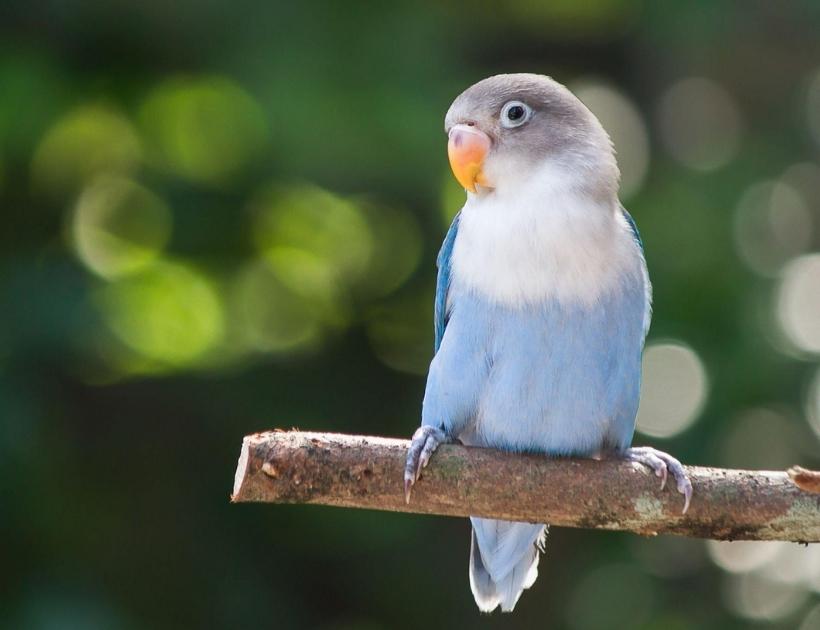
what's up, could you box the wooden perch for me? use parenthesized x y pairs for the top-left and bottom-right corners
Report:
(232, 430), (820, 542)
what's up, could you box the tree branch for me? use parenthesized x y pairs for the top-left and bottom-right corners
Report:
(231, 430), (820, 542)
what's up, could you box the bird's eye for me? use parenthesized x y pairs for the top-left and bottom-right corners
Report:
(500, 101), (532, 128)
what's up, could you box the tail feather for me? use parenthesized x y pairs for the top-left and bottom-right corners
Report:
(468, 518), (547, 613)
(470, 517), (544, 581)
(497, 541), (539, 612)
(469, 529), (500, 612)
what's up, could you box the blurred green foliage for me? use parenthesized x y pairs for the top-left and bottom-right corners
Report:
(1, 1), (820, 629)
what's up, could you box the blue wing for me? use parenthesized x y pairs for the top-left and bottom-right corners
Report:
(620, 205), (643, 250)
(621, 204), (652, 340)
(434, 212), (461, 353)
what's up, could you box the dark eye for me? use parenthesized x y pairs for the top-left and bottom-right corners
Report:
(501, 100), (532, 128)
(507, 105), (525, 121)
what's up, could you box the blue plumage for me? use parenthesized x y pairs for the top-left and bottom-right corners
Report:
(434, 212), (461, 353)
(419, 208), (648, 612)
(424, 223), (647, 453)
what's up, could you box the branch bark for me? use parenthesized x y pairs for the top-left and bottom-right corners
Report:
(231, 430), (820, 542)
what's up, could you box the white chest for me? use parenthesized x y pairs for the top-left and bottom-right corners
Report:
(450, 184), (643, 308)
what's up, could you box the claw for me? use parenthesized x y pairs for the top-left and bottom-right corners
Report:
(404, 425), (449, 504)
(682, 483), (692, 514)
(624, 446), (692, 514)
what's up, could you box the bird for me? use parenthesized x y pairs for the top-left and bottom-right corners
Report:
(403, 73), (692, 613)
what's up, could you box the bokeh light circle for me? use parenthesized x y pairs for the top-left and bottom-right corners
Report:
(636, 341), (708, 438)
(708, 540), (784, 574)
(251, 183), (373, 294)
(96, 261), (224, 366)
(776, 254), (820, 355)
(760, 542), (820, 587)
(658, 77), (742, 171)
(72, 175), (172, 279)
(733, 180), (813, 277)
(723, 572), (809, 621)
(32, 104), (142, 195)
(231, 260), (324, 355)
(806, 367), (820, 441)
(709, 536), (820, 623)
(139, 76), (268, 184)
(573, 80), (650, 198)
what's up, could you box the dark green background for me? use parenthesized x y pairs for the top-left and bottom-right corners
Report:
(2, 2), (820, 628)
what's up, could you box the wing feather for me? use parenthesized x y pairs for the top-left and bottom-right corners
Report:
(434, 212), (461, 353)
(620, 205), (652, 339)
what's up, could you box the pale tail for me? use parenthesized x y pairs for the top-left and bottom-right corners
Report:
(468, 517), (547, 612)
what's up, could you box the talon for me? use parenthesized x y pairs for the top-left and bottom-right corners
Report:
(404, 425), (449, 503)
(682, 485), (692, 514)
(623, 446), (692, 514)
(679, 479), (693, 514)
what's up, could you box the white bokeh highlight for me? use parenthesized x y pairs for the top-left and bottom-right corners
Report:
(573, 80), (650, 199)
(723, 572), (810, 622)
(807, 367), (820, 441)
(636, 341), (708, 438)
(776, 254), (820, 355)
(709, 540), (820, 622)
(708, 540), (784, 574)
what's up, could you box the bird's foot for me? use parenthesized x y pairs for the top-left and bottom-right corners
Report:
(404, 426), (450, 504)
(623, 446), (693, 514)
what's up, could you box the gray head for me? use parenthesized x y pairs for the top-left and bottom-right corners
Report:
(445, 73), (619, 199)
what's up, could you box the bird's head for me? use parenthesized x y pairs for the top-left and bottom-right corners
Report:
(444, 73), (619, 200)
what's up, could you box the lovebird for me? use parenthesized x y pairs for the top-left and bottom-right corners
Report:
(404, 74), (692, 613)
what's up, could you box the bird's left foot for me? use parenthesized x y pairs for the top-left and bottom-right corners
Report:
(404, 426), (450, 504)
(623, 446), (693, 514)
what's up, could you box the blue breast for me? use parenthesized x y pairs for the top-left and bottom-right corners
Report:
(422, 276), (646, 455)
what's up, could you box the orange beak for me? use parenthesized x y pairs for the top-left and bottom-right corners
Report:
(447, 124), (491, 192)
